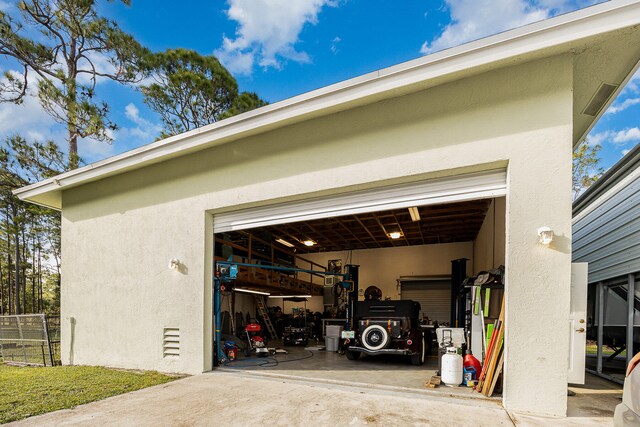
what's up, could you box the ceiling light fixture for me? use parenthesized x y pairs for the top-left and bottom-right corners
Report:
(303, 239), (316, 247)
(234, 288), (271, 296)
(275, 238), (295, 248)
(408, 207), (421, 222)
(382, 222), (404, 240)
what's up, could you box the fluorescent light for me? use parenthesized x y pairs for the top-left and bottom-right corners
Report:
(268, 295), (312, 298)
(234, 288), (270, 296)
(408, 207), (421, 222)
(275, 238), (294, 248)
(388, 231), (402, 239)
(303, 239), (316, 247)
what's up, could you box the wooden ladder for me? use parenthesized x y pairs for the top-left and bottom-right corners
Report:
(255, 295), (278, 339)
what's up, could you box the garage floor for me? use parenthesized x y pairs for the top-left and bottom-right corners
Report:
(219, 340), (486, 399)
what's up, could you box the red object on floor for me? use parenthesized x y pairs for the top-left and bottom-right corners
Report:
(464, 350), (482, 374)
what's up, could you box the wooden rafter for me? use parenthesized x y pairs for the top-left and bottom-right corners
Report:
(222, 199), (495, 254)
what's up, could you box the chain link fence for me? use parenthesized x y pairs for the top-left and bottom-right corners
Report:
(0, 314), (56, 366)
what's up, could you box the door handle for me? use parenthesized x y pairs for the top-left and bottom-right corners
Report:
(575, 328), (585, 333)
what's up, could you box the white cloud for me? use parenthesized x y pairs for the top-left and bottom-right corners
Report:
(0, 69), (156, 164)
(585, 130), (611, 147)
(330, 36), (341, 54)
(78, 138), (117, 161)
(215, 0), (338, 75)
(125, 103), (141, 123)
(612, 127), (640, 144)
(586, 127), (640, 148)
(606, 97), (640, 114)
(115, 102), (162, 144)
(421, 0), (548, 54)
(0, 70), (61, 143)
(421, 1), (597, 55)
(76, 51), (118, 86)
(622, 149), (631, 156)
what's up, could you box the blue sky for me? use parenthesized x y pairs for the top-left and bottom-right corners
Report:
(1, 0), (638, 171)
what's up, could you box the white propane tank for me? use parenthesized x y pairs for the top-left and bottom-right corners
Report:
(441, 347), (463, 387)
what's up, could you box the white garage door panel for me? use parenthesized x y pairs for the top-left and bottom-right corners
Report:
(213, 169), (506, 233)
(401, 281), (451, 324)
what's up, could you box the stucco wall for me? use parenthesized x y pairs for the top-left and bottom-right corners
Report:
(60, 54), (573, 416)
(474, 197), (507, 274)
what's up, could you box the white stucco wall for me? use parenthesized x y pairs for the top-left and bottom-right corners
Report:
(60, 54), (573, 416)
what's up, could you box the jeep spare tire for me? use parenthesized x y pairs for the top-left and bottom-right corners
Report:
(361, 324), (390, 351)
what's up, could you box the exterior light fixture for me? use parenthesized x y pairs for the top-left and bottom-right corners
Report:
(303, 239), (316, 247)
(234, 288), (270, 296)
(537, 226), (554, 245)
(275, 238), (295, 248)
(408, 207), (421, 222)
(268, 295), (312, 298)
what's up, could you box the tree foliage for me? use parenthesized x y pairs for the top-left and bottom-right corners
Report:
(0, 5), (269, 316)
(220, 91), (267, 119)
(141, 48), (267, 138)
(0, 136), (64, 315)
(573, 141), (603, 200)
(0, 0), (148, 169)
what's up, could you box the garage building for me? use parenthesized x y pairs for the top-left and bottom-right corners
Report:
(15, 1), (640, 417)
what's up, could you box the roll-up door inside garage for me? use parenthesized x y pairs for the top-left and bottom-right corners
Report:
(400, 278), (452, 325)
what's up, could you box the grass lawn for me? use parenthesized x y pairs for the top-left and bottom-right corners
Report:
(0, 364), (176, 423)
(585, 344), (626, 357)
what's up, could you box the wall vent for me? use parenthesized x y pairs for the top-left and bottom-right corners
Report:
(582, 83), (618, 116)
(163, 327), (180, 357)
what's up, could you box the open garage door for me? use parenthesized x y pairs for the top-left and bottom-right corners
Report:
(213, 169), (506, 233)
(212, 170), (507, 398)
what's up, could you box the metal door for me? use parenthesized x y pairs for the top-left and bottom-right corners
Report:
(568, 262), (588, 384)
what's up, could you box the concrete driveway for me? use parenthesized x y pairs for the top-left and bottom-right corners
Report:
(8, 371), (616, 426)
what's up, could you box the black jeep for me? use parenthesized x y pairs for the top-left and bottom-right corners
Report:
(344, 300), (425, 365)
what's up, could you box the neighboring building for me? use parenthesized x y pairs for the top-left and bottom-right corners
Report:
(573, 143), (640, 379)
(15, 1), (640, 418)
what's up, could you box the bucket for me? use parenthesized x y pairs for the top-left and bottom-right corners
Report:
(325, 336), (339, 352)
(326, 325), (344, 337)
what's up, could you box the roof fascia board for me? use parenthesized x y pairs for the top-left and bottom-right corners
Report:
(573, 143), (640, 216)
(14, 0), (640, 205)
